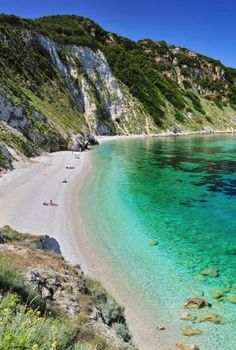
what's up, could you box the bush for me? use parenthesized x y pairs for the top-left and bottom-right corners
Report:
(0, 257), (23, 293)
(0, 256), (46, 311)
(0, 293), (79, 350)
(175, 111), (185, 123)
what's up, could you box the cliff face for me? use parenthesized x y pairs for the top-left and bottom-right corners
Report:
(0, 14), (236, 168)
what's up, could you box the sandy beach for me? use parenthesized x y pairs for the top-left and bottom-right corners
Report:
(0, 151), (91, 268)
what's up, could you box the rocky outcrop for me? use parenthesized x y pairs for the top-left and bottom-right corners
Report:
(0, 226), (134, 349)
(139, 40), (229, 98)
(0, 144), (14, 169)
(69, 133), (99, 151)
(0, 94), (31, 132)
(0, 92), (68, 155)
(25, 266), (86, 314)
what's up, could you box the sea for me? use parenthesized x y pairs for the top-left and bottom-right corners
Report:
(80, 135), (236, 349)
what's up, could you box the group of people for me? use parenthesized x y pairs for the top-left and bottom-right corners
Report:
(43, 199), (58, 207)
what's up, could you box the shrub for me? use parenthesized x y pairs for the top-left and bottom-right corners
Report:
(0, 293), (79, 350)
(185, 91), (205, 114)
(175, 111), (185, 123)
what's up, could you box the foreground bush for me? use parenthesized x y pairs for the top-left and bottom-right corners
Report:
(0, 293), (79, 350)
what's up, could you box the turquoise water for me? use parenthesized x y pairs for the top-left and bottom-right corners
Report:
(81, 135), (236, 349)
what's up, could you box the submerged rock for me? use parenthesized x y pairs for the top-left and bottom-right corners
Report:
(199, 313), (222, 324)
(181, 312), (197, 322)
(184, 298), (211, 309)
(176, 342), (200, 350)
(194, 274), (206, 283)
(200, 268), (219, 278)
(209, 288), (228, 299)
(181, 327), (203, 336)
(148, 239), (159, 246)
(227, 295), (236, 304)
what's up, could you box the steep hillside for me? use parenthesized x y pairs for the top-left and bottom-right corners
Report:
(0, 14), (236, 169)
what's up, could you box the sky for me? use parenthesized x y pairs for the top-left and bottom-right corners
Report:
(0, 0), (235, 67)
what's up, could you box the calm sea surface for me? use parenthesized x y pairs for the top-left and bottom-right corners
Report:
(81, 135), (236, 349)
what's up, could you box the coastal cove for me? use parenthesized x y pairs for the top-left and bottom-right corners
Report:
(0, 134), (236, 349)
(1, 7), (236, 350)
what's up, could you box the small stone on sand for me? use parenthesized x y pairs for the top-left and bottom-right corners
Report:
(156, 325), (166, 330)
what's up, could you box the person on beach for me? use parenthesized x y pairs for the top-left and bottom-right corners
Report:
(43, 200), (58, 207)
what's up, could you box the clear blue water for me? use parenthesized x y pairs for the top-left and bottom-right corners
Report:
(81, 135), (236, 349)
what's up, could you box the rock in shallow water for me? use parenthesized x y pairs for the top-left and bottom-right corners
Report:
(209, 288), (228, 299)
(200, 268), (219, 278)
(176, 342), (200, 350)
(227, 294), (236, 304)
(148, 239), (159, 246)
(181, 327), (203, 336)
(199, 313), (222, 324)
(181, 312), (197, 322)
(184, 297), (211, 309)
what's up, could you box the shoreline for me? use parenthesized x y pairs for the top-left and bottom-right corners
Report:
(70, 145), (170, 350)
(96, 127), (236, 144)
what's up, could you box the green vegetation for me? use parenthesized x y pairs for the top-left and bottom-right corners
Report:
(0, 12), (236, 157)
(32, 15), (107, 48)
(0, 293), (82, 350)
(0, 122), (33, 157)
(0, 151), (8, 169)
(185, 91), (205, 114)
(104, 44), (186, 126)
(85, 278), (131, 342)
